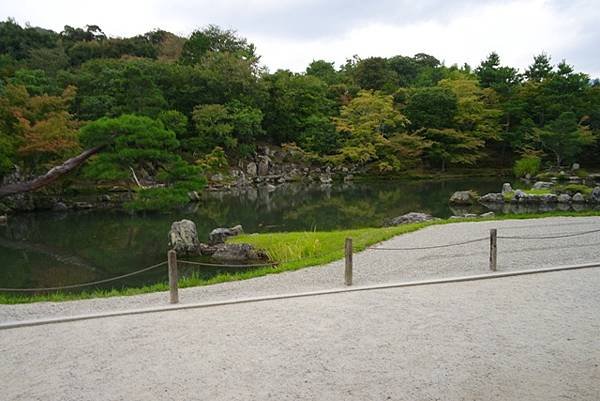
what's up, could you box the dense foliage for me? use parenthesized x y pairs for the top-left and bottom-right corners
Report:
(0, 18), (599, 206)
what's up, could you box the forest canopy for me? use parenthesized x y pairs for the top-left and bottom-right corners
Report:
(0, 18), (598, 197)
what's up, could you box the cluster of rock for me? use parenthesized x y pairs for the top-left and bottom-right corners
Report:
(382, 210), (496, 227)
(168, 220), (268, 262)
(202, 145), (357, 195)
(383, 212), (436, 226)
(449, 183), (600, 208)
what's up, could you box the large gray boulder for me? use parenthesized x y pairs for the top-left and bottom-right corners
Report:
(385, 212), (434, 226)
(449, 191), (478, 205)
(257, 156), (270, 176)
(572, 192), (585, 203)
(513, 189), (526, 202)
(479, 193), (504, 203)
(592, 187), (600, 203)
(212, 243), (268, 262)
(539, 194), (558, 203)
(168, 220), (199, 255)
(209, 225), (244, 244)
(557, 194), (571, 203)
(502, 183), (513, 194)
(246, 162), (258, 176)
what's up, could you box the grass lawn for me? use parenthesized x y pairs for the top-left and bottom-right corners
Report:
(2, 210), (599, 304)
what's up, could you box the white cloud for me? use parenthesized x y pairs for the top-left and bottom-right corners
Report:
(2, 0), (599, 77)
(254, 0), (588, 74)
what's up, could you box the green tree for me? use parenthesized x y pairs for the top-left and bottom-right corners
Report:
(404, 87), (458, 130)
(189, 102), (263, 154)
(180, 25), (258, 65)
(475, 52), (520, 97)
(331, 90), (425, 171)
(353, 57), (397, 91)
(422, 128), (485, 171)
(262, 70), (334, 145)
(534, 112), (595, 167)
(525, 53), (553, 82)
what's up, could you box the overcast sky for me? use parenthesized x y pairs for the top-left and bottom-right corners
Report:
(3, 0), (600, 77)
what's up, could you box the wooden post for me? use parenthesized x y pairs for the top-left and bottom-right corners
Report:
(489, 229), (497, 272)
(168, 250), (179, 304)
(345, 237), (353, 286)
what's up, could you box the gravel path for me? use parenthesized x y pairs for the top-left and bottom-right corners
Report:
(1, 216), (600, 323)
(1, 268), (599, 401)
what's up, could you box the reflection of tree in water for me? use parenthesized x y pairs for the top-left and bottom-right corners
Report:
(0, 178), (510, 288)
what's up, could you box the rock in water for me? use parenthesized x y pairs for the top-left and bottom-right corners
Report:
(212, 243), (268, 262)
(557, 194), (571, 203)
(169, 219), (199, 255)
(502, 183), (513, 194)
(572, 193), (585, 203)
(479, 193), (504, 203)
(449, 191), (478, 205)
(246, 162), (258, 176)
(592, 187), (600, 203)
(532, 181), (553, 189)
(385, 212), (433, 226)
(209, 225), (244, 244)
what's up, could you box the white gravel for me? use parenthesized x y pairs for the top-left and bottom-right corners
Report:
(1, 267), (599, 401)
(1, 216), (600, 323)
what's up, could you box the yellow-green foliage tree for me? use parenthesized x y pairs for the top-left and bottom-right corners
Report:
(331, 90), (427, 172)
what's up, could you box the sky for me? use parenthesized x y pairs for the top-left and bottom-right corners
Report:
(3, 0), (600, 77)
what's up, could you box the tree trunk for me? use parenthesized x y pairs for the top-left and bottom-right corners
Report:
(0, 144), (105, 198)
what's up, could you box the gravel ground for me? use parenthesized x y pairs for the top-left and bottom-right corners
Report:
(1, 268), (599, 401)
(1, 216), (600, 323)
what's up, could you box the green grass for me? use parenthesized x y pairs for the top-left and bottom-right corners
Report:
(2, 210), (600, 304)
(503, 188), (552, 201)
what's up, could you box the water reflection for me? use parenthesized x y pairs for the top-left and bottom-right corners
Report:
(5, 177), (586, 290)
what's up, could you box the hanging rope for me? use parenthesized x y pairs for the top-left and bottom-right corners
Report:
(0, 261), (167, 292)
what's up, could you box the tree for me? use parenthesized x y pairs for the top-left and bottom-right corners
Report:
(353, 57), (397, 91)
(179, 25), (258, 65)
(534, 112), (595, 167)
(331, 90), (425, 171)
(525, 54), (553, 82)
(475, 52), (520, 97)
(404, 87), (458, 130)
(188, 102), (263, 154)
(0, 84), (80, 173)
(80, 114), (180, 181)
(422, 128), (485, 171)
(438, 75), (502, 140)
(262, 70), (334, 145)
(306, 60), (339, 85)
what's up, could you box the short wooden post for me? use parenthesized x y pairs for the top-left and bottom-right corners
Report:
(489, 229), (497, 272)
(345, 237), (353, 286)
(168, 250), (179, 304)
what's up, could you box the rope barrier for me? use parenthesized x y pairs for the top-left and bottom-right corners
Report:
(0, 261), (168, 292)
(498, 228), (600, 240)
(366, 237), (488, 251)
(178, 260), (280, 268)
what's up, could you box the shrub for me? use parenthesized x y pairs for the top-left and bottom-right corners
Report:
(513, 156), (541, 177)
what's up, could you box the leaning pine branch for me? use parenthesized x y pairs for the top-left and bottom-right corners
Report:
(0, 144), (105, 198)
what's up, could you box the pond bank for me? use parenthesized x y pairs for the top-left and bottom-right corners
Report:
(1, 213), (599, 309)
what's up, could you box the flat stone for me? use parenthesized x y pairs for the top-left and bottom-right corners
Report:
(479, 193), (504, 203)
(449, 191), (478, 205)
(385, 212), (434, 226)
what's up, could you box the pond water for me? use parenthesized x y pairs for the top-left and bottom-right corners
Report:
(0, 177), (514, 292)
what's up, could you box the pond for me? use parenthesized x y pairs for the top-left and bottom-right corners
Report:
(0, 177), (511, 292)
